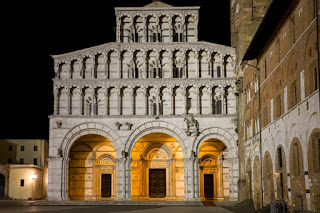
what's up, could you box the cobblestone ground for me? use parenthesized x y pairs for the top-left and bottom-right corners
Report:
(0, 200), (256, 213)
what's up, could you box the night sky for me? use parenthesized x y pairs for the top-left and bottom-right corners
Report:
(1, 0), (230, 140)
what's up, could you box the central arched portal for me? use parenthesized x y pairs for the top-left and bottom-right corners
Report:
(198, 138), (230, 200)
(131, 133), (184, 200)
(68, 134), (117, 200)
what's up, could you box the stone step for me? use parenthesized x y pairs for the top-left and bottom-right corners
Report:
(28, 200), (204, 206)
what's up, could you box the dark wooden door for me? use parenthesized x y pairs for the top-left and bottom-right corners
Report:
(149, 169), (166, 198)
(101, 174), (111, 198)
(204, 174), (214, 199)
(0, 174), (5, 197)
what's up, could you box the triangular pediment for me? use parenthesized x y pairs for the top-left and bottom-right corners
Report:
(143, 1), (173, 8)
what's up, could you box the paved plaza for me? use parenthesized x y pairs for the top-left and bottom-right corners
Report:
(0, 200), (256, 213)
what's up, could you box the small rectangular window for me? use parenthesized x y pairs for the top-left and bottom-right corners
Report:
(9, 145), (13, 151)
(20, 158), (24, 164)
(20, 179), (24, 187)
(33, 158), (38, 166)
(21, 146), (24, 151)
(34, 146), (38, 151)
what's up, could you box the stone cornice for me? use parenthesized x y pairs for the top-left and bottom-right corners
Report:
(52, 42), (236, 62)
(49, 114), (237, 119)
(115, 6), (200, 11)
(53, 77), (237, 89)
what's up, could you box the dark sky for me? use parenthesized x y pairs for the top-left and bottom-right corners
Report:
(1, 0), (230, 139)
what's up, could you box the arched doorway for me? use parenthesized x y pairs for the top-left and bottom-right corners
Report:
(198, 138), (229, 201)
(0, 174), (4, 197)
(131, 133), (184, 200)
(68, 134), (117, 200)
(262, 152), (275, 205)
(289, 138), (306, 212)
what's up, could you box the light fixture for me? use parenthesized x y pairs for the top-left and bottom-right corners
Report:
(32, 174), (37, 180)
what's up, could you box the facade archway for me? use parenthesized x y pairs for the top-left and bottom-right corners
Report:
(68, 134), (117, 200)
(198, 138), (229, 201)
(0, 174), (4, 197)
(275, 145), (288, 202)
(289, 138), (306, 212)
(262, 152), (274, 206)
(130, 133), (184, 200)
(307, 128), (320, 212)
(125, 121), (188, 158)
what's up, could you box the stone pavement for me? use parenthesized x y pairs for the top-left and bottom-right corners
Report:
(0, 200), (256, 213)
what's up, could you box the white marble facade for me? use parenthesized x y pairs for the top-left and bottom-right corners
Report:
(48, 1), (238, 202)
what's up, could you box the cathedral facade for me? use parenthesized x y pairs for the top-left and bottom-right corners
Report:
(48, 1), (238, 202)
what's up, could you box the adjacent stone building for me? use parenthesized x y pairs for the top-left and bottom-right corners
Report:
(0, 139), (48, 200)
(48, 1), (238, 201)
(236, 0), (320, 212)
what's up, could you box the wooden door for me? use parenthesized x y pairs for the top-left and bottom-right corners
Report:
(204, 174), (214, 199)
(101, 174), (111, 198)
(149, 169), (166, 198)
(0, 174), (4, 197)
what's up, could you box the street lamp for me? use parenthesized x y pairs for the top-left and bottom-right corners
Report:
(241, 61), (264, 207)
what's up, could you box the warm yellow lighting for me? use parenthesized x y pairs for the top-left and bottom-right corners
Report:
(32, 174), (37, 180)
(275, 172), (280, 179)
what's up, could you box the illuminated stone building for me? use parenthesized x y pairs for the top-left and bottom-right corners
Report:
(48, 1), (238, 202)
(234, 0), (320, 211)
(0, 139), (48, 200)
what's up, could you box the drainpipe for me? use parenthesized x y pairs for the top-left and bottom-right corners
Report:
(316, 0), (320, 112)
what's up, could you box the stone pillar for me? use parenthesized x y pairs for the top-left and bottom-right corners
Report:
(156, 87), (160, 115)
(194, 158), (200, 200)
(142, 17), (146, 43)
(169, 51), (174, 78)
(184, 156), (197, 201)
(195, 51), (199, 78)
(66, 87), (71, 115)
(104, 54), (109, 79)
(208, 86), (213, 114)
(53, 88), (60, 115)
(117, 87), (121, 115)
(78, 87), (84, 115)
(182, 86), (187, 115)
(90, 87), (96, 115)
(125, 157), (132, 200)
(170, 87), (175, 115)
(129, 87), (134, 115)
(143, 88), (148, 115)
(116, 19), (121, 42)
(116, 157), (126, 200)
(195, 87), (200, 115)
(47, 157), (64, 201)
(221, 87), (225, 114)
(169, 18), (173, 42)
